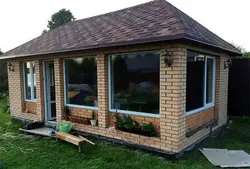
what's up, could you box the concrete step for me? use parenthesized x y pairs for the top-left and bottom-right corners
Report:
(45, 121), (58, 129)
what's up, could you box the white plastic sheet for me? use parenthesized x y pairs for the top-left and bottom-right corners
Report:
(200, 148), (250, 168)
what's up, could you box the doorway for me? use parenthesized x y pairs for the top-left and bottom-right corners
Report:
(44, 61), (56, 121)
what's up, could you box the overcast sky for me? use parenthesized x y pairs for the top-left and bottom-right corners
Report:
(0, 0), (249, 53)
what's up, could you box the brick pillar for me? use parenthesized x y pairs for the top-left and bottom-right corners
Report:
(54, 58), (64, 121)
(215, 55), (229, 125)
(8, 61), (24, 116)
(160, 44), (187, 153)
(97, 54), (109, 128)
(36, 60), (45, 121)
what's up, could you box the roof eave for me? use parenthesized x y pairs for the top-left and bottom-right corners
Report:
(0, 35), (241, 60)
(0, 35), (185, 60)
(184, 36), (242, 56)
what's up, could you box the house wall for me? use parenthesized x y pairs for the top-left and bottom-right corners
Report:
(186, 107), (215, 132)
(7, 42), (229, 154)
(184, 45), (229, 149)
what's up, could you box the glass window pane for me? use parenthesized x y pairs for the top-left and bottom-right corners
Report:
(32, 62), (36, 99)
(110, 51), (160, 114)
(186, 51), (205, 112)
(206, 58), (214, 104)
(24, 62), (31, 100)
(65, 57), (98, 107)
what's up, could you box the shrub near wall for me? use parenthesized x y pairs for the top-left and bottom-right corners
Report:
(115, 115), (157, 137)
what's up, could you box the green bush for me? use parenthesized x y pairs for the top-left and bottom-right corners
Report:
(0, 61), (8, 92)
(0, 92), (10, 114)
(0, 160), (4, 169)
(141, 123), (156, 137)
(115, 115), (156, 137)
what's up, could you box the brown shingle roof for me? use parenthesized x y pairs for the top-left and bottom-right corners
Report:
(2, 0), (241, 58)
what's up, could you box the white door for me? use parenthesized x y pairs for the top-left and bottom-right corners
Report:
(44, 61), (56, 121)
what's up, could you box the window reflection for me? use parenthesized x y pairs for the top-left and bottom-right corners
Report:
(110, 51), (160, 114)
(65, 57), (98, 107)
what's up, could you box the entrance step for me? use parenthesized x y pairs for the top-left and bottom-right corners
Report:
(45, 121), (58, 129)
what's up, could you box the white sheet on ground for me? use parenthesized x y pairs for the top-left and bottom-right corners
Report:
(19, 127), (55, 138)
(200, 148), (250, 168)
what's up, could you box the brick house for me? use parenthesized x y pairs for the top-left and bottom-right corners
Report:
(0, 0), (240, 156)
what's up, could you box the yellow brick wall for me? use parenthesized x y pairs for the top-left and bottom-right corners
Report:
(186, 107), (215, 132)
(8, 61), (39, 121)
(7, 42), (230, 153)
(184, 48), (229, 149)
(68, 107), (98, 119)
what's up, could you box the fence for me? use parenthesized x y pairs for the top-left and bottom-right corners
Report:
(228, 58), (250, 116)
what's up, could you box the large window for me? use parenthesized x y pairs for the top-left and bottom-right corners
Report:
(64, 57), (97, 109)
(186, 51), (215, 114)
(109, 51), (160, 117)
(24, 62), (36, 101)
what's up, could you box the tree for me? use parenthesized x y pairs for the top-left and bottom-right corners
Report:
(42, 29), (48, 35)
(47, 9), (75, 30)
(230, 42), (250, 57)
(243, 52), (250, 57)
(0, 49), (8, 92)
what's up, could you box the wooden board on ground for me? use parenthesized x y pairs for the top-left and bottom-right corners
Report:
(56, 132), (95, 153)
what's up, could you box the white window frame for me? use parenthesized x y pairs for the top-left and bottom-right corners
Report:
(186, 55), (216, 115)
(23, 61), (37, 102)
(63, 57), (98, 110)
(108, 51), (160, 118)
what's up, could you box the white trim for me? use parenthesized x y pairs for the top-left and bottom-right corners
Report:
(110, 109), (160, 118)
(23, 61), (36, 101)
(186, 103), (215, 116)
(63, 59), (67, 106)
(30, 62), (35, 100)
(186, 54), (216, 115)
(66, 104), (98, 110)
(203, 56), (207, 106)
(108, 55), (112, 111)
(205, 56), (216, 105)
(43, 60), (48, 121)
(23, 63), (27, 100)
(108, 51), (161, 118)
(24, 99), (37, 103)
(63, 57), (99, 110)
(44, 60), (56, 121)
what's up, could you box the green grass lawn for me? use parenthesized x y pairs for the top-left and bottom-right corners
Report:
(1, 102), (250, 169)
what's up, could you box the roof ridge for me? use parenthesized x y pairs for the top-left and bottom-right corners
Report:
(160, 0), (186, 33)
(4, 0), (155, 55)
(160, 0), (240, 54)
(2, 0), (241, 57)
(73, 0), (154, 23)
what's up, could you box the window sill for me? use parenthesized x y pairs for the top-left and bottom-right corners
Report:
(66, 104), (98, 110)
(186, 103), (214, 116)
(110, 109), (160, 118)
(24, 100), (37, 103)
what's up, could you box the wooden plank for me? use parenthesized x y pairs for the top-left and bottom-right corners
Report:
(56, 132), (85, 146)
(56, 132), (95, 153)
(79, 136), (95, 145)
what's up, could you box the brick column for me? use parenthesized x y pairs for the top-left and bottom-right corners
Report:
(36, 60), (45, 121)
(215, 55), (229, 126)
(97, 54), (109, 128)
(160, 44), (187, 153)
(8, 61), (24, 115)
(54, 58), (65, 121)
